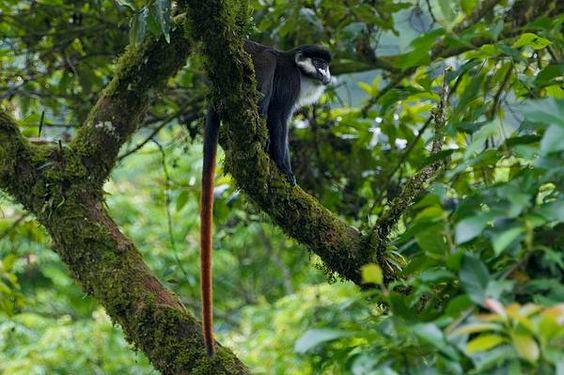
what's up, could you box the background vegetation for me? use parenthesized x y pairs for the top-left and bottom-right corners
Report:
(1, 0), (563, 373)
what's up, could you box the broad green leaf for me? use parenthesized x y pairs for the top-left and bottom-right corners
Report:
(485, 280), (514, 302)
(294, 329), (349, 353)
(492, 227), (523, 255)
(466, 334), (504, 354)
(416, 224), (448, 255)
(0, 281), (11, 294)
(537, 199), (564, 221)
(378, 87), (423, 113)
(130, 8), (148, 46)
(438, 0), (457, 23)
(455, 215), (488, 244)
(512, 33), (551, 50)
(522, 98), (564, 128)
(409, 28), (446, 51)
(459, 254), (490, 304)
(540, 125), (564, 154)
(393, 50), (430, 70)
(418, 268), (454, 283)
(510, 333), (539, 363)
(414, 323), (460, 360)
(361, 263), (383, 284)
(176, 190), (189, 211)
(445, 294), (472, 316)
(460, 0), (477, 14)
(154, 0), (171, 43)
(451, 323), (500, 336)
(463, 121), (498, 158)
(357, 82), (372, 95)
(534, 64), (564, 87)
(115, 0), (135, 10)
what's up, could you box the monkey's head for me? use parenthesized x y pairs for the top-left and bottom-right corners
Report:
(294, 45), (332, 85)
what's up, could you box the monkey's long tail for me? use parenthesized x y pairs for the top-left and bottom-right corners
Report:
(200, 108), (220, 356)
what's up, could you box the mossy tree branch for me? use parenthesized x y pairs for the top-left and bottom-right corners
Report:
(0, 112), (37, 205)
(70, 16), (193, 187)
(1, 16), (250, 374)
(370, 71), (450, 277)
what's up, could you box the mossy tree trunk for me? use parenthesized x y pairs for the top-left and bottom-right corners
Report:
(0, 16), (248, 375)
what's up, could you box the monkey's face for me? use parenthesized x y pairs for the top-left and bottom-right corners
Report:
(295, 49), (332, 85)
(311, 57), (331, 85)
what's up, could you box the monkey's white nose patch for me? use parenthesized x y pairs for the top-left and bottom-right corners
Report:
(297, 57), (317, 75)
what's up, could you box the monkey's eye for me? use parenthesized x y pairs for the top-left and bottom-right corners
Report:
(313, 58), (326, 69)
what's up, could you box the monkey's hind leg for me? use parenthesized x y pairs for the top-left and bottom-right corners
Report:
(267, 120), (294, 184)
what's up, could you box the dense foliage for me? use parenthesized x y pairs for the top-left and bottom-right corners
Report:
(1, 0), (563, 373)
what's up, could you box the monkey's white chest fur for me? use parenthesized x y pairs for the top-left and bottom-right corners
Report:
(295, 78), (326, 110)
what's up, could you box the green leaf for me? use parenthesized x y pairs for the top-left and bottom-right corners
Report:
(176, 190), (189, 211)
(522, 98), (564, 128)
(466, 334), (505, 354)
(451, 323), (500, 336)
(294, 329), (349, 353)
(438, 0), (457, 23)
(512, 33), (551, 50)
(510, 333), (539, 363)
(460, 0), (477, 14)
(414, 323), (460, 360)
(416, 224), (448, 255)
(361, 263), (383, 284)
(537, 199), (564, 221)
(540, 125), (564, 155)
(418, 268), (454, 283)
(492, 227), (523, 255)
(154, 0), (171, 43)
(463, 121), (498, 158)
(409, 29), (445, 51)
(455, 215), (488, 244)
(357, 82), (372, 95)
(378, 87), (422, 113)
(115, 0), (135, 10)
(459, 254), (490, 304)
(130, 8), (149, 46)
(534, 64), (564, 87)
(393, 50), (430, 69)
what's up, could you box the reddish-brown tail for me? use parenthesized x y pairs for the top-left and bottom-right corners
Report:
(200, 108), (220, 356)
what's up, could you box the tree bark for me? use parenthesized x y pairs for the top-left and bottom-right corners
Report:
(0, 16), (249, 374)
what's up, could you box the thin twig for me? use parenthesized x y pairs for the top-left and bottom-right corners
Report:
(425, 0), (437, 24)
(118, 117), (175, 162)
(371, 68), (451, 274)
(257, 226), (294, 294)
(487, 63), (513, 120)
(152, 139), (189, 279)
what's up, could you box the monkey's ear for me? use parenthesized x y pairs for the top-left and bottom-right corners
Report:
(295, 52), (305, 64)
